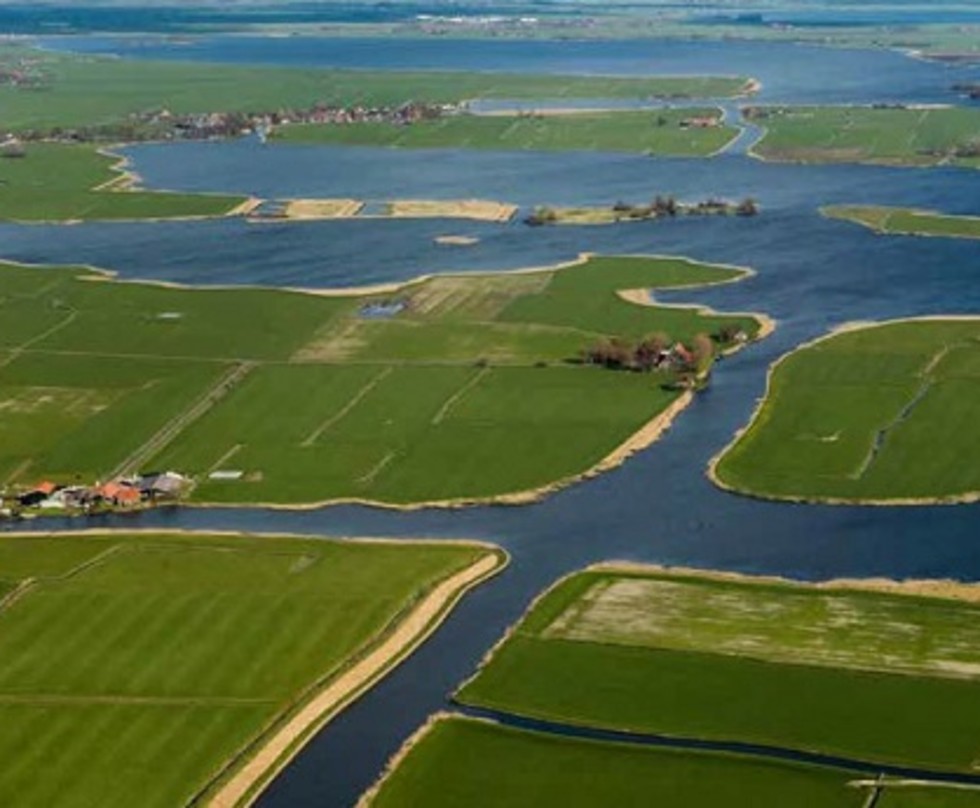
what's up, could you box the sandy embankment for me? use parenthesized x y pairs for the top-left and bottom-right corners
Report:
(616, 287), (776, 347)
(588, 561), (980, 604)
(206, 551), (506, 808)
(383, 199), (517, 222)
(282, 198), (364, 219)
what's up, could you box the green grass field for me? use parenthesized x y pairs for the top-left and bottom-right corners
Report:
(0, 531), (494, 808)
(879, 786), (980, 807)
(712, 319), (980, 502)
(457, 568), (980, 772)
(274, 108), (737, 155)
(750, 106), (980, 168)
(0, 255), (763, 504)
(0, 46), (751, 131)
(0, 143), (246, 222)
(367, 716), (865, 808)
(823, 206), (980, 240)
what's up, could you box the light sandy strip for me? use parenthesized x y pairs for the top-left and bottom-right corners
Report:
(301, 366), (392, 447)
(206, 551), (506, 808)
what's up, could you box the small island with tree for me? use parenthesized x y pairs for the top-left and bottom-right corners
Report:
(525, 196), (759, 226)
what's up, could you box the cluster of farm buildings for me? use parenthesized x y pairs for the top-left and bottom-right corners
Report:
(1, 472), (189, 518)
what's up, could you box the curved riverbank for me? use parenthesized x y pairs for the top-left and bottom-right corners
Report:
(205, 547), (508, 808)
(708, 316), (980, 507)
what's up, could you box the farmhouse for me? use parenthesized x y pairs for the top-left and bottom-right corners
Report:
(98, 481), (141, 508)
(680, 116), (720, 129)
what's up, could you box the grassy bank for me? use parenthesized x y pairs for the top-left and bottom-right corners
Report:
(274, 108), (737, 155)
(365, 716), (864, 808)
(457, 567), (980, 772)
(0, 46), (752, 131)
(711, 318), (980, 503)
(748, 106), (980, 169)
(878, 786), (980, 807)
(0, 255), (765, 506)
(823, 205), (980, 240)
(0, 142), (247, 222)
(0, 531), (498, 808)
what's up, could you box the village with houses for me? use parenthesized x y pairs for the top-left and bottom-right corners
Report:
(1, 471), (190, 520)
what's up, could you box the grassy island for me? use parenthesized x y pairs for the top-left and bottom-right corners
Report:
(0, 142), (249, 222)
(455, 566), (980, 773)
(273, 108), (737, 156)
(711, 318), (980, 504)
(0, 46), (753, 132)
(0, 530), (503, 808)
(0, 255), (767, 508)
(747, 106), (980, 169)
(823, 206), (980, 240)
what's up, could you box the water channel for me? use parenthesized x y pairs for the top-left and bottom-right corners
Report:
(8, 35), (980, 807)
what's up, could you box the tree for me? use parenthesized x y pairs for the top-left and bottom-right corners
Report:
(691, 333), (716, 375)
(634, 332), (669, 371)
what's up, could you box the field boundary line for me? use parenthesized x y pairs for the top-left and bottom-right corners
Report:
(203, 550), (508, 808)
(105, 361), (255, 479)
(208, 444), (244, 476)
(431, 366), (490, 426)
(0, 307), (78, 371)
(356, 451), (396, 486)
(852, 343), (953, 480)
(3, 458), (33, 487)
(301, 366), (391, 447)
(0, 578), (35, 615)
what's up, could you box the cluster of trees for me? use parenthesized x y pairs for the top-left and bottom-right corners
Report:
(581, 332), (716, 376)
(525, 196), (758, 226)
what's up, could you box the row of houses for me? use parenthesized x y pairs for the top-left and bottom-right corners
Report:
(4, 101), (464, 145)
(3, 472), (188, 517)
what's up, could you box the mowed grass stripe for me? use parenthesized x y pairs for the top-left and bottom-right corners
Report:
(0, 532), (492, 807)
(0, 702), (273, 808)
(367, 716), (864, 808)
(0, 537), (487, 699)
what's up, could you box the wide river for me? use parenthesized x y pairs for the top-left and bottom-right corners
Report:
(10, 36), (980, 807)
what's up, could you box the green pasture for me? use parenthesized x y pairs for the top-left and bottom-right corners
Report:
(497, 255), (760, 340)
(0, 531), (492, 807)
(713, 319), (980, 501)
(153, 364), (677, 503)
(275, 108), (736, 155)
(0, 143), (245, 222)
(0, 261), (344, 359)
(368, 717), (863, 808)
(751, 106), (980, 168)
(0, 353), (226, 483)
(0, 47), (750, 131)
(879, 786), (980, 808)
(1, 255), (761, 501)
(457, 569), (980, 772)
(823, 206), (980, 240)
